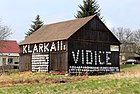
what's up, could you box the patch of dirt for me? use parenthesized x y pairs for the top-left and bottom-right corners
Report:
(0, 73), (88, 86)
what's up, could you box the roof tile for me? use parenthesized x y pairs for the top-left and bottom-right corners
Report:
(0, 40), (19, 53)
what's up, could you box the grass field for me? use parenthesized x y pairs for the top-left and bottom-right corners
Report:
(0, 64), (140, 94)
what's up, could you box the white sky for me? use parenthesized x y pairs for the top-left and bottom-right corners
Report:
(0, 0), (140, 42)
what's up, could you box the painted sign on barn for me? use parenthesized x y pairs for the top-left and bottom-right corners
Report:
(69, 49), (119, 72)
(21, 41), (66, 72)
(32, 54), (49, 72)
(22, 41), (66, 53)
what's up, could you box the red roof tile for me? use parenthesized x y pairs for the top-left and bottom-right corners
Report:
(0, 40), (19, 53)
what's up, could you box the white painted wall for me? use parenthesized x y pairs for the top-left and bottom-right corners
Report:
(0, 56), (8, 66)
(0, 53), (19, 66)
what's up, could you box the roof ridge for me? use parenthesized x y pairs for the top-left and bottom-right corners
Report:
(44, 15), (96, 26)
(20, 15), (96, 45)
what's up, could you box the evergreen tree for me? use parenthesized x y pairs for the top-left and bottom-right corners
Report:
(25, 15), (43, 37)
(75, 0), (102, 18)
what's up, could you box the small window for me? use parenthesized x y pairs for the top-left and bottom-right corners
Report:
(8, 58), (13, 64)
(15, 62), (19, 64)
(110, 45), (119, 52)
(2, 58), (6, 65)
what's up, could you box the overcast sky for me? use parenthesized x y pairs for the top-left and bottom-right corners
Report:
(0, 0), (140, 42)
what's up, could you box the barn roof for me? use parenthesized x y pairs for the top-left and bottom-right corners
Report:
(20, 15), (96, 45)
(0, 40), (19, 53)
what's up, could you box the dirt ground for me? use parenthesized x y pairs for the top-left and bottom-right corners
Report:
(0, 72), (88, 86)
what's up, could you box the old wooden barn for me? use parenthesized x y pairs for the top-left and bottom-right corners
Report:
(19, 15), (120, 73)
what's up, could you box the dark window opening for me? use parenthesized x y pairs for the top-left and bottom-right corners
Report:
(8, 58), (13, 64)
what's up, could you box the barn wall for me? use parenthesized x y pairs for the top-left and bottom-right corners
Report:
(50, 51), (68, 71)
(70, 17), (120, 44)
(19, 53), (32, 71)
(68, 17), (120, 73)
(19, 40), (68, 72)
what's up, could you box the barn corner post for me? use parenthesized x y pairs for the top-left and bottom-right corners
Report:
(48, 48), (51, 72)
(119, 45), (121, 72)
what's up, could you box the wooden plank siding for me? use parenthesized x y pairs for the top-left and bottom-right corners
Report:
(19, 53), (32, 71)
(50, 52), (68, 71)
(68, 17), (120, 73)
(19, 40), (68, 72)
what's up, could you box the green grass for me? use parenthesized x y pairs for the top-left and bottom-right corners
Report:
(0, 64), (140, 94)
(1, 77), (140, 94)
(120, 64), (137, 69)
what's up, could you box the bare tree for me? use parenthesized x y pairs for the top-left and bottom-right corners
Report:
(0, 21), (12, 40)
(134, 29), (140, 43)
(111, 27), (136, 57)
(0, 19), (12, 73)
(112, 27), (140, 60)
(134, 29), (140, 54)
(112, 27), (134, 43)
(124, 28), (134, 43)
(112, 27), (125, 42)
